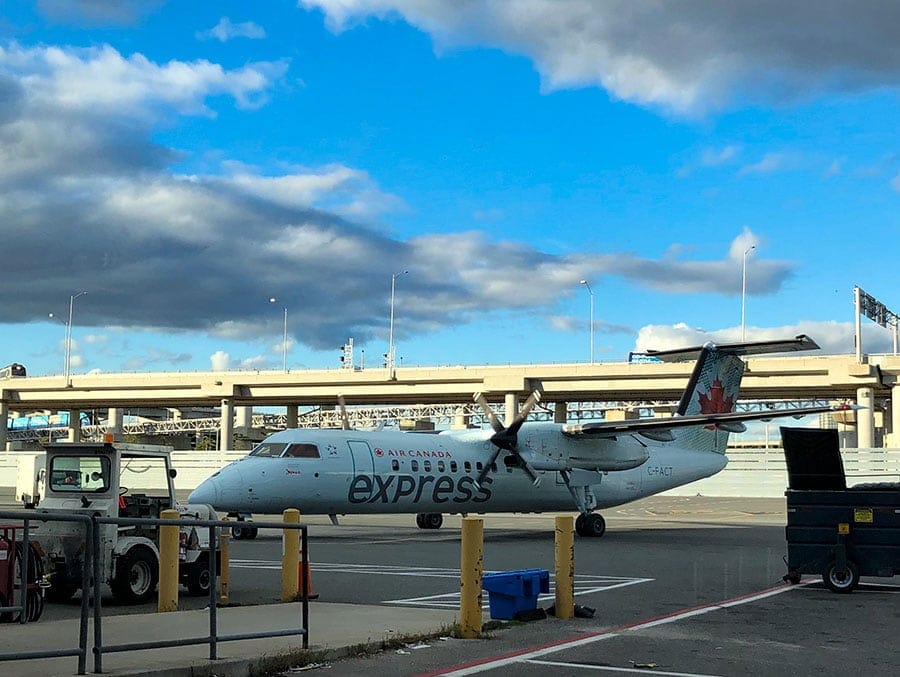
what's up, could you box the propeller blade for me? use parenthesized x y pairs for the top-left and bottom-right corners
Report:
(474, 392), (505, 433)
(474, 445), (503, 488)
(337, 394), (351, 431)
(506, 387), (543, 437)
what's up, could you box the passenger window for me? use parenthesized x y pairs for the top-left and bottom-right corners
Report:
(424, 460), (432, 472)
(464, 461), (472, 472)
(450, 461), (458, 472)
(437, 461), (445, 472)
(391, 459), (399, 471)
(411, 460), (419, 472)
(282, 443), (320, 458)
(476, 462), (483, 471)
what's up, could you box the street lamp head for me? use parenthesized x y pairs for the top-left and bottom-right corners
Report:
(269, 297), (277, 304)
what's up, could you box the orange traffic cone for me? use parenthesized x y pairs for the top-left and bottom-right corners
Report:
(298, 553), (318, 600)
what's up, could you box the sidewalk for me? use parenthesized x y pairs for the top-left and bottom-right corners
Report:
(0, 601), (460, 677)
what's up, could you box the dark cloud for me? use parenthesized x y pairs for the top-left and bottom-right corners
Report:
(303, 0), (900, 114)
(0, 41), (797, 354)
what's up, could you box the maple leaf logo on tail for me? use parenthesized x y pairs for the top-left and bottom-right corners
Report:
(697, 377), (734, 429)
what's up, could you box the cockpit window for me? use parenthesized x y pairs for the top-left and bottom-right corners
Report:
(249, 442), (287, 457)
(282, 443), (320, 458)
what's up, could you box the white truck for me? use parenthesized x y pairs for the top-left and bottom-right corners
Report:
(26, 441), (219, 604)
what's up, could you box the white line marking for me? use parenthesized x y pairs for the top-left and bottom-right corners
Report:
(428, 583), (812, 676)
(525, 659), (724, 677)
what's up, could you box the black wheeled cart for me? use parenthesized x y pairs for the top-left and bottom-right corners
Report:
(782, 427), (900, 593)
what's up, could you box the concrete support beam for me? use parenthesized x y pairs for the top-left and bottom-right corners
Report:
(452, 407), (469, 430)
(0, 400), (7, 450)
(286, 405), (298, 429)
(504, 392), (519, 427)
(891, 386), (900, 448)
(67, 409), (82, 442)
(856, 387), (875, 448)
(220, 399), (234, 451)
(235, 406), (252, 434)
(554, 401), (568, 424)
(107, 407), (123, 441)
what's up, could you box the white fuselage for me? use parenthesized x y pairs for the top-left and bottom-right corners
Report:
(188, 424), (728, 516)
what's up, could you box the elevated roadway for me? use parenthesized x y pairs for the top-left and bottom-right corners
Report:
(3, 352), (900, 449)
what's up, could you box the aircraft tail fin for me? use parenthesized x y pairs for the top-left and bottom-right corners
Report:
(634, 335), (819, 454)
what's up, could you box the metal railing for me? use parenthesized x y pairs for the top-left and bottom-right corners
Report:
(0, 511), (309, 675)
(0, 510), (93, 674)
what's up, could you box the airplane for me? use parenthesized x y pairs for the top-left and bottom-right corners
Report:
(188, 336), (856, 538)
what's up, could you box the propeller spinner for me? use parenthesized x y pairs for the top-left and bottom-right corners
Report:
(473, 387), (543, 488)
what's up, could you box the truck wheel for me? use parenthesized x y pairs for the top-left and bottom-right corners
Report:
(46, 576), (77, 603)
(186, 555), (211, 596)
(112, 546), (158, 604)
(823, 561), (859, 593)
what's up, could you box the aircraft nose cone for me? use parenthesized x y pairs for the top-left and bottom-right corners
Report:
(188, 478), (219, 505)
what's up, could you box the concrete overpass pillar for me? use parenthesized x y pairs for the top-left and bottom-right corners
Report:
(890, 385), (900, 448)
(554, 402), (568, 424)
(170, 408), (183, 421)
(107, 407), (123, 441)
(0, 401), (8, 451)
(286, 405), (298, 429)
(452, 406), (470, 430)
(66, 409), (82, 442)
(504, 393), (519, 427)
(220, 399), (234, 451)
(235, 406), (252, 434)
(856, 387), (875, 449)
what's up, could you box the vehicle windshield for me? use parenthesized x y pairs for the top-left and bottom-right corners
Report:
(49, 455), (111, 493)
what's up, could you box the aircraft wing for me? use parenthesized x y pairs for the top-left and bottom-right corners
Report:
(563, 403), (859, 441)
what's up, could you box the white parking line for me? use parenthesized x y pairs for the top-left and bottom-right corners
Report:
(229, 559), (653, 609)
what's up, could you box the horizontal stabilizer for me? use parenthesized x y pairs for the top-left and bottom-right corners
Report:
(564, 403), (860, 439)
(633, 335), (819, 363)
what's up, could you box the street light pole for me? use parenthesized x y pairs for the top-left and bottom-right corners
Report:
(580, 279), (594, 364)
(269, 297), (288, 372)
(388, 270), (408, 374)
(65, 291), (87, 386)
(741, 246), (755, 341)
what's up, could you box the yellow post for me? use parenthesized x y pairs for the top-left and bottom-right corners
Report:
(281, 509), (300, 602)
(554, 515), (575, 619)
(218, 531), (230, 605)
(459, 516), (484, 639)
(158, 508), (180, 612)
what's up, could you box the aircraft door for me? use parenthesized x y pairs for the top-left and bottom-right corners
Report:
(348, 440), (374, 476)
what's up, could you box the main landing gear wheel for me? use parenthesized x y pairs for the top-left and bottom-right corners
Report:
(415, 513), (443, 529)
(231, 520), (259, 540)
(575, 513), (606, 538)
(823, 560), (859, 593)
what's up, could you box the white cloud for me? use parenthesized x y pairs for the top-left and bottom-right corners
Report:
(634, 320), (894, 356)
(0, 43), (285, 117)
(210, 351), (230, 371)
(198, 17), (267, 42)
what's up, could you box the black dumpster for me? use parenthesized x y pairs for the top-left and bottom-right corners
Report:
(782, 427), (900, 592)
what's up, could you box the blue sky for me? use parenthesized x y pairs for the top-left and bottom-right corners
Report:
(1, 0), (900, 377)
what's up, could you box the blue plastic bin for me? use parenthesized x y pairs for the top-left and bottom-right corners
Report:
(481, 568), (550, 619)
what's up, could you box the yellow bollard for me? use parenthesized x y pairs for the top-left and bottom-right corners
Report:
(158, 508), (180, 612)
(554, 515), (575, 620)
(281, 509), (300, 602)
(459, 517), (484, 639)
(218, 531), (230, 606)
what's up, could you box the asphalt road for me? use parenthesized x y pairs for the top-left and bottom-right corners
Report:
(13, 497), (900, 675)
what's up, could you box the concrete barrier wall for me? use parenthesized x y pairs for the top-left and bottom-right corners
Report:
(3, 448), (899, 502)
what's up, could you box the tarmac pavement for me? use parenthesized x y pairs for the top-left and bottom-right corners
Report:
(0, 600), (459, 677)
